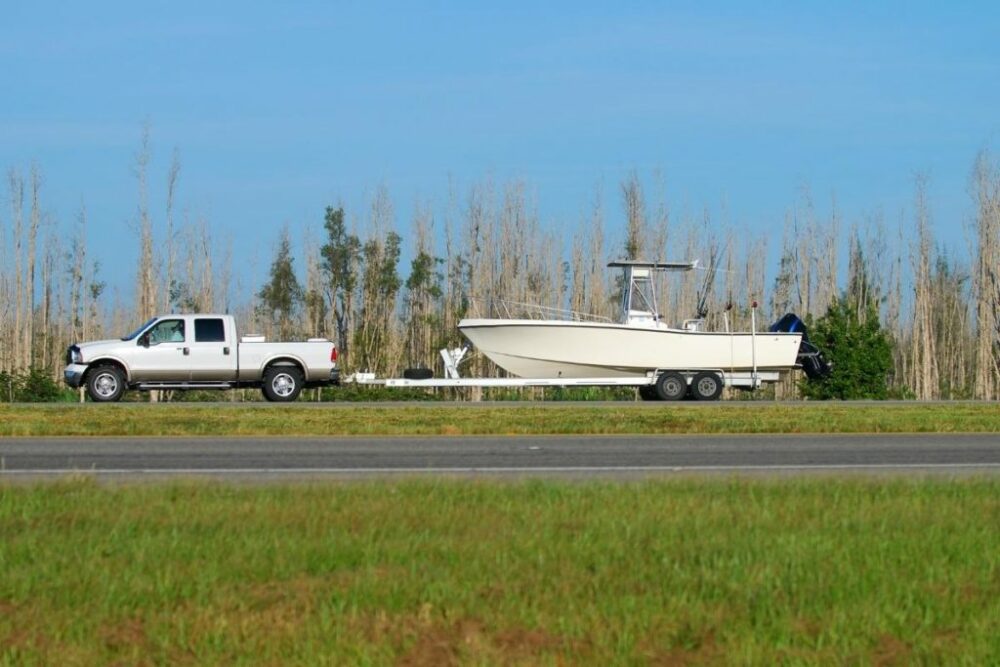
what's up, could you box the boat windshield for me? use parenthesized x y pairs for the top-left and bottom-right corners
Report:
(620, 268), (659, 322)
(121, 317), (158, 341)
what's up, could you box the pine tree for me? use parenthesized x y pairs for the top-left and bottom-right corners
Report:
(257, 228), (303, 340)
(320, 206), (360, 362)
(801, 296), (893, 400)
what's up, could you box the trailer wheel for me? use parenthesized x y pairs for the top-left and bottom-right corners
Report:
(86, 365), (126, 402)
(655, 372), (687, 401)
(690, 371), (723, 401)
(638, 385), (660, 401)
(262, 366), (304, 402)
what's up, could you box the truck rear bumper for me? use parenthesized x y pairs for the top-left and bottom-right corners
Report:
(304, 368), (340, 388)
(64, 364), (88, 388)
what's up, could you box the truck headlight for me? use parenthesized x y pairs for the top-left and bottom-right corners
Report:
(70, 347), (82, 364)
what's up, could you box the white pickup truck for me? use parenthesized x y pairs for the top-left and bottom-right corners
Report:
(63, 314), (339, 402)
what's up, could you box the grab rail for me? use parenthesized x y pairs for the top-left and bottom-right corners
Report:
(466, 296), (614, 323)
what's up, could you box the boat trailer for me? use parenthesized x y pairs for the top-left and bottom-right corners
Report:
(345, 347), (780, 399)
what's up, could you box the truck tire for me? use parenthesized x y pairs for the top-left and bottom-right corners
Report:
(690, 371), (723, 401)
(655, 371), (687, 401)
(86, 365), (126, 403)
(262, 366), (304, 402)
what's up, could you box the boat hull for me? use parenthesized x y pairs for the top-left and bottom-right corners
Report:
(458, 319), (803, 379)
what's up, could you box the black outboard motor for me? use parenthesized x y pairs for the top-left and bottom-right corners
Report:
(770, 313), (831, 380)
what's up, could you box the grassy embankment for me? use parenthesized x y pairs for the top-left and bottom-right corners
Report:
(1, 402), (999, 437)
(1, 479), (998, 664)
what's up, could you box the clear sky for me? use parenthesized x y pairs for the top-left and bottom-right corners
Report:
(2, 1), (998, 292)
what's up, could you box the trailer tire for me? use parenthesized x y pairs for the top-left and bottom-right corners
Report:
(262, 365), (304, 402)
(86, 365), (126, 403)
(655, 372), (687, 401)
(690, 371), (723, 401)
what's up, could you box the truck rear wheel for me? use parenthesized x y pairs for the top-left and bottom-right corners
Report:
(262, 366), (304, 402)
(86, 365), (126, 402)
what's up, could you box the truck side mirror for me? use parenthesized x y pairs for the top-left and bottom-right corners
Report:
(138, 333), (150, 348)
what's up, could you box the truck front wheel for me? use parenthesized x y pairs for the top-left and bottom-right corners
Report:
(262, 366), (304, 402)
(86, 365), (126, 402)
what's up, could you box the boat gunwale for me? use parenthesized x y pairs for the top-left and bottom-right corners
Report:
(457, 319), (803, 338)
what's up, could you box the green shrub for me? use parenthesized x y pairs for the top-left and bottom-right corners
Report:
(0, 368), (77, 403)
(801, 298), (893, 399)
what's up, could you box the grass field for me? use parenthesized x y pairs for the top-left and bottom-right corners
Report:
(1, 402), (999, 437)
(1, 479), (998, 664)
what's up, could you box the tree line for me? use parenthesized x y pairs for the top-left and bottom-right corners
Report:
(1, 138), (998, 400)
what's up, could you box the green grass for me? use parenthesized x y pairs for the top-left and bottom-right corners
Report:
(0, 402), (998, 436)
(1, 479), (998, 664)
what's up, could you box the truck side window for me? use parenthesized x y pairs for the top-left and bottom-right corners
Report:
(148, 319), (185, 344)
(195, 318), (226, 343)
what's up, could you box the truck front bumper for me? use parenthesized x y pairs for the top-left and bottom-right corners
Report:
(64, 364), (88, 388)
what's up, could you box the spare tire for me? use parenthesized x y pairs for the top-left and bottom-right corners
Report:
(403, 367), (434, 380)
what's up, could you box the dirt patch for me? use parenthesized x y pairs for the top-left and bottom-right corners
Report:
(396, 623), (467, 667)
(397, 631), (458, 666)
(244, 575), (330, 611)
(871, 634), (912, 667)
(1, 629), (34, 650)
(790, 616), (822, 639)
(389, 613), (567, 666)
(494, 626), (563, 658)
(100, 617), (149, 651)
(649, 631), (720, 666)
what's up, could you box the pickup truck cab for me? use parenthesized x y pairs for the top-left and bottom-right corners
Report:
(64, 314), (339, 402)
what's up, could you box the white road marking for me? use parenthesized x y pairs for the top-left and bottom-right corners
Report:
(2, 463), (1000, 475)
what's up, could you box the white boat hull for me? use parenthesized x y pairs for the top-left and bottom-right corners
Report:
(458, 319), (803, 379)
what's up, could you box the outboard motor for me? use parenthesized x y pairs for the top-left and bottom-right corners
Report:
(770, 313), (831, 380)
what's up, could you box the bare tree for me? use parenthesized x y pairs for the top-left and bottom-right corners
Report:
(910, 176), (939, 400)
(403, 202), (442, 368)
(26, 166), (41, 368)
(133, 126), (158, 321)
(164, 149), (181, 312)
(621, 171), (646, 260)
(972, 152), (1000, 398)
(68, 204), (88, 343)
(8, 169), (25, 370)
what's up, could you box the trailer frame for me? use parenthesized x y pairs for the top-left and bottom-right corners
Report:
(345, 347), (780, 393)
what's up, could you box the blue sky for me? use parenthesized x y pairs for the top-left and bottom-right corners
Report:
(2, 1), (998, 292)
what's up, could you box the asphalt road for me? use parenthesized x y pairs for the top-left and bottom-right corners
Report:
(1, 433), (999, 479)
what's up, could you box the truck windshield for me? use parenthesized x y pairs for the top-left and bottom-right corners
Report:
(121, 317), (158, 341)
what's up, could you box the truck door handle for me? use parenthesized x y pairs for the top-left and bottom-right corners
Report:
(223, 347), (230, 355)
(183, 347), (190, 355)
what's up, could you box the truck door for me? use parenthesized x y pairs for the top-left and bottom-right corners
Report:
(130, 318), (190, 382)
(188, 317), (238, 381)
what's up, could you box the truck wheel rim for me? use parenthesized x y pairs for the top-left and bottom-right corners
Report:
(94, 373), (118, 397)
(272, 373), (296, 397)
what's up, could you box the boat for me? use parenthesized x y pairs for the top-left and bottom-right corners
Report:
(458, 260), (817, 380)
